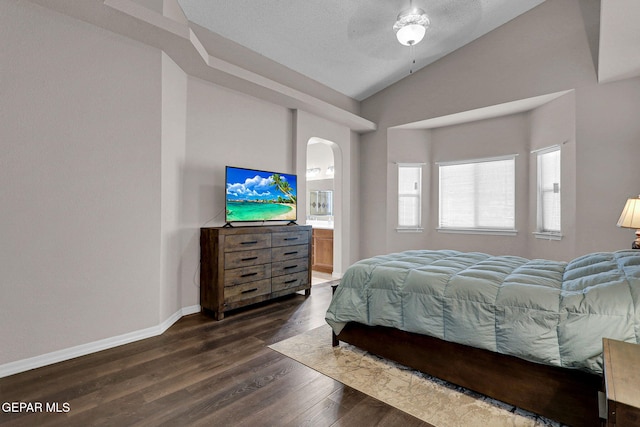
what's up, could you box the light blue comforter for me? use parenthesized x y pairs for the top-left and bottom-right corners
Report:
(325, 250), (640, 374)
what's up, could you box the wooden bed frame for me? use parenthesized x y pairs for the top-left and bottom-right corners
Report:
(332, 322), (603, 427)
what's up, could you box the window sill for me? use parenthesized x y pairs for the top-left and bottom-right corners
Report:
(533, 232), (563, 241)
(436, 228), (518, 236)
(396, 227), (424, 233)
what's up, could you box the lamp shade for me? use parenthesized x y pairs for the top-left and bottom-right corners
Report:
(617, 196), (640, 229)
(396, 24), (426, 46)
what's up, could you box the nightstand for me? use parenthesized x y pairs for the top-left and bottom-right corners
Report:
(603, 338), (640, 426)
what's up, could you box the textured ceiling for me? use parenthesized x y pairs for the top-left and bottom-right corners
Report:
(177, 0), (545, 100)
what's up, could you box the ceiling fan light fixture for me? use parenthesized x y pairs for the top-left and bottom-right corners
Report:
(393, 8), (430, 46)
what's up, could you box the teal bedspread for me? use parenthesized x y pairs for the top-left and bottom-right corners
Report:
(325, 250), (640, 374)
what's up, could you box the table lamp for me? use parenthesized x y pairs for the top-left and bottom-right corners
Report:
(617, 195), (640, 249)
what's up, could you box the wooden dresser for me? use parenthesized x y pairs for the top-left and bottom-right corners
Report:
(200, 225), (312, 320)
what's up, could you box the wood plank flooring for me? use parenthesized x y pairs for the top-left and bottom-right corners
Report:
(0, 282), (430, 426)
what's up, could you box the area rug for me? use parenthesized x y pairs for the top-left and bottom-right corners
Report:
(269, 324), (562, 427)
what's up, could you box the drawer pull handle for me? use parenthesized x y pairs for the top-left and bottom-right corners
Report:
(284, 251), (298, 256)
(284, 265), (298, 270)
(284, 279), (297, 284)
(242, 256), (258, 261)
(241, 288), (258, 294)
(241, 241), (258, 245)
(241, 272), (258, 277)
(284, 237), (299, 241)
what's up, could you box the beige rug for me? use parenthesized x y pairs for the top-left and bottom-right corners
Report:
(269, 324), (562, 427)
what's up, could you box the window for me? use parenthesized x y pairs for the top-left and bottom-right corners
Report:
(397, 164), (423, 230)
(536, 147), (561, 235)
(438, 155), (516, 233)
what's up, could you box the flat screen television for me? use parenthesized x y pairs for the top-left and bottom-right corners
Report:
(225, 166), (297, 224)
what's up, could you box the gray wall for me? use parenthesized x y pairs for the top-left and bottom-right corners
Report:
(0, 0), (361, 371)
(360, 0), (640, 261)
(1, 1), (162, 365)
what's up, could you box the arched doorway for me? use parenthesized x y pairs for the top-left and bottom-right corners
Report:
(306, 137), (338, 282)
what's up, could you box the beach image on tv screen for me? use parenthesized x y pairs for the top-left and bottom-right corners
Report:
(226, 167), (297, 222)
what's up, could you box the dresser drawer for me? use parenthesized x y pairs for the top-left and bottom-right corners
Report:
(272, 271), (309, 292)
(271, 244), (308, 262)
(272, 230), (308, 247)
(200, 225), (311, 321)
(272, 259), (308, 277)
(225, 248), (271, 269)
(225, 279), (271, 303)
(224, 233), (271, 252)
(224, 264), (271, 287)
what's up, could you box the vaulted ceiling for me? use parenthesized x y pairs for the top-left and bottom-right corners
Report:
(177, 0), (640, 101)
(177, 0), (546, 100)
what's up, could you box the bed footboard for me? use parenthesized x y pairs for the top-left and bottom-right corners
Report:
(333, 322), (602, 427)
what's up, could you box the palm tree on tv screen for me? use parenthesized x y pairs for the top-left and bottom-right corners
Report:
(270, 174), (296, 204)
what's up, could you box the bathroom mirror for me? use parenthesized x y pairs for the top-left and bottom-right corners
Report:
(309, 190), (333, 216)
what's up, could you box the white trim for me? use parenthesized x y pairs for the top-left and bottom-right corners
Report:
(436, 153), (518, 167)
(396, 227), (424, 232)
(437, 227), (518, 236)
(530, 143), (562, 155)
(533, 232), (563, 241)
(395, 162), (426, 166)
(181, 304), (202, 316)
(0, 305), (201, 379)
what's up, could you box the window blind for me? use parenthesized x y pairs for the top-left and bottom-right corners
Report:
(398, 165), (422, 228)
(439, 156), (515, 230)
(537, 148), (561, 232)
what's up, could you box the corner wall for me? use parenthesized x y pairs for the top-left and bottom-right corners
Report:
(161, 52), (189, 321)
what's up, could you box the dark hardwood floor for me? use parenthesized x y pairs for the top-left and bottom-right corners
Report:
(0, 281), (430, 427)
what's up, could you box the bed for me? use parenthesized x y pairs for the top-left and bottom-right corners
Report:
(326, 249), (640, 426)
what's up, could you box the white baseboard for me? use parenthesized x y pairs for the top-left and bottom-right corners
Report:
(0, 305), (202, 379)
(181, 304), (201, 316)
